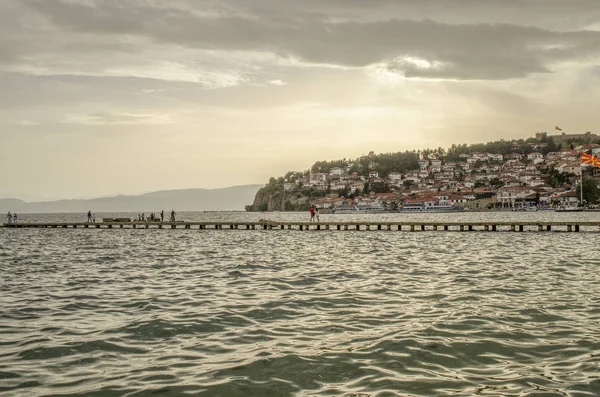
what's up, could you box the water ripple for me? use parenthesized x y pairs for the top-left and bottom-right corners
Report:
(1, 216), (600, 396)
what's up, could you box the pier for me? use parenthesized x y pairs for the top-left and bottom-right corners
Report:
(2, 221), (598, 232)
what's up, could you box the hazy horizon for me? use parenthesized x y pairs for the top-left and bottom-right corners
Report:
(2, 0), (600, 200)
(0, 184), (263, 202)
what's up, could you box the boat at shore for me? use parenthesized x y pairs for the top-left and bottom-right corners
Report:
(333, 202), (388, 214)
(555, 206), (583, 212)
(397, 201), (464, 213)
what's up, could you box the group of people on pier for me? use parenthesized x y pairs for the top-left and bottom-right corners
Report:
(5, 212), (18, 224)
(137, 210), (176, 222)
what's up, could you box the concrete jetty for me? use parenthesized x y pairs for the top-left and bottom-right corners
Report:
(2, 221), (598, 232)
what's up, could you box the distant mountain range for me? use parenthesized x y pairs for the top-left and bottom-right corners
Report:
(0, 185), (262, 213)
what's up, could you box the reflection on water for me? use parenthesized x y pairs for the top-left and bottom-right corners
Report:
(1, 213), (600, 396)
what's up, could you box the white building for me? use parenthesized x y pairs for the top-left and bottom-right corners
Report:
(527, 152), (544, 164)
(497, 187), (536, 207)
(330, 182), (347, 190)
(507, 153), (524, 160)
(350, 182), (364, 192)
(388, 172), (403, 181)
(329, 167), (344, 176)
(556, 163), (580, 174)
(443, 163), (457, 172)
(310, 173), (327, 183)
(369, 171), (379, 178)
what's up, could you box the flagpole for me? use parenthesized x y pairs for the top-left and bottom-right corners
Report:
(580, 163), (584, 207)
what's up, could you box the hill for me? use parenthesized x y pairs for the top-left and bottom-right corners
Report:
(0, 185), (262, 213)
(246, 132), (600, 211)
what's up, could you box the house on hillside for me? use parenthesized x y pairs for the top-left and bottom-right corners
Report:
(560, 150), (578, 161)
(329, 167), (344, 176)
(388, 172), (403, 181)
(443, 162), (457, 172)
(527, 152), (544, 164)
(330, 181), (347, 191)
(556, 163), (580, 174)
(350, 182), (364, 193)
(507, 152), (524, 160)
(310, 173), (327, 183)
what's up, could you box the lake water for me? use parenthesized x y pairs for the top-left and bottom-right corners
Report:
(2, 212), (600, 396)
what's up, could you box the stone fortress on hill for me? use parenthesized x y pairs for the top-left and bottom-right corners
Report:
(536, 131), (598, 143)
(247, 130), (600, 212)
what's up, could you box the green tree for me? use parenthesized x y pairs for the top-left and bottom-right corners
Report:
(582, 177), (600, 204)
(370, 180), (390, 193)
(362, 182), (370, 195)
(284, 200), (295, 211)
(490, 177), (504, 188)
(543, 138), (558, 155)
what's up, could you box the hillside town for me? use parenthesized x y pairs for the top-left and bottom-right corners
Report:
(249, 132), (600, 212)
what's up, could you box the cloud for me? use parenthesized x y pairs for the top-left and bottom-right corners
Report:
(269, 79), (287, 86)
(9, 0), (598, 82)
(17, 120), (40, 126)
(62, 112), (175, 125)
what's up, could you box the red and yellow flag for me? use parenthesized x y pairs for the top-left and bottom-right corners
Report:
(581, 152), (600, 168)
(582, 152), (595, 164)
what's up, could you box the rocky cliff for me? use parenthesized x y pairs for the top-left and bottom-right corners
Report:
(247, 183), (309, 212)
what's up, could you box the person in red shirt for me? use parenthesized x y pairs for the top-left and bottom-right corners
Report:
(309, 207), (315, 222)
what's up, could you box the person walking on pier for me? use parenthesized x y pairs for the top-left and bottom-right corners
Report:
(87, 211), (92, 223)
(6, 211), (12, 224)
(315, 208), (320, 223)
(13, 213), (18, 223)
(309, 207), (315, 222)
(160, 210), (164, 222)
(170, 210), (176, 222)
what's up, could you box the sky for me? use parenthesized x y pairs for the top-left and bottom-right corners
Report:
(2, 0), (600, 200)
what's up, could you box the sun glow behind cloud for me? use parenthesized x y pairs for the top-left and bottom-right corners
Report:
(2, 0), (600, 198)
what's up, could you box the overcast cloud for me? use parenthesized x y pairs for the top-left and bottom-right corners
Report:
(1, 0), (599, 199)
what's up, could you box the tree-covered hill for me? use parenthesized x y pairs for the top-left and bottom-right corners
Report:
(246, 134), (596, 211)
